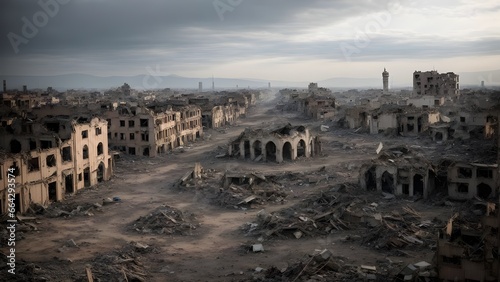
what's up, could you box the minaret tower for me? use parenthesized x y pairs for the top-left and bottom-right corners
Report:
(382, 68), (389, 94)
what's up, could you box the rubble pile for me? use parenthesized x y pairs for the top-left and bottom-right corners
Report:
(90, 241), (157, 282)
(175, 163), (289, 208)
(249, 249), (390, 282)
(26, 202), (102, 218)
(0, 254), (55, 282)
(243, 186), (441, 251)
(211, 181), (288, 209)
(128, 205), (199, 235)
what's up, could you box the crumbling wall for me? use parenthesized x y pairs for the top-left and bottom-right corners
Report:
(448, 163), (498, 200)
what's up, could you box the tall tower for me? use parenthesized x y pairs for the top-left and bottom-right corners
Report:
(382, 68), (389, 94)
(198, 82), (202, 92)
(212, 75), (215, 92)
(2, 80), (6, 92)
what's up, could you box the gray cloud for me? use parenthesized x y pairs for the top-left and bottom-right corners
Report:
(0, 0), (498, 77)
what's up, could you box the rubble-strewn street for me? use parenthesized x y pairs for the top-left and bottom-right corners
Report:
(2, 92), (497, 281)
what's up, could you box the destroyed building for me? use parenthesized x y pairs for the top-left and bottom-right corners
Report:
(359, 147), (435, 199)
(413, 70), (460, 97)
(0, 116), (113, 214)
(447, 163), (498, 200)
(228, 124), (321, 163)
(104, 103), (202, 157)
(436, 203), (499, 281)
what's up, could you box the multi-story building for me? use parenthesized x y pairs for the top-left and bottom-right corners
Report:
(0, 116), (113, 214)
(105, 104), (202, 157)
(413, 70), (459, 97)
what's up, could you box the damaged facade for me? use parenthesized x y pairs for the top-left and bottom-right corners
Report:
(359, 147), (435, 199)
(413, 70), (460, 97)
(104, 104), (202, 157)
(436, 204), (499, 281)
(0, 116), (113, 214)
(278, 83), (336, 120)
(447, 163), (498, 200)
(228, 124), (321, 163)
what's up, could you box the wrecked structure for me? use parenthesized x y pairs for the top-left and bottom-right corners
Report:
(436, 203), (499, 281)
(228, 124), (321, 163)
(447, 163), (498, 200)
(277, 83), (336, 120)
(359, 147), (435, 199)
(0, 116), (113, 214)
(413, 70), (460, 97)
(368, 105), (440, 135)
(104, 103), (202, 157)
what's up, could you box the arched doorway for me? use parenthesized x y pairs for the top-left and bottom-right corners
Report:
(413, 174), (424, 196)
(265, 141), (277, 162)
(97, 162), (105, 182)
(365, 167), (376, 191)
(477, 183), (492, 199)
(381, 171), (394, 193)
(244, 140), (251, 159)
(253, 140), (262, 159)
(297, 139), (306, 157)
(83, 167), (90, 187)
(283, 142), (293, 160)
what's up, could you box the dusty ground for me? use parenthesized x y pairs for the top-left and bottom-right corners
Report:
(1, 98), (466, 281)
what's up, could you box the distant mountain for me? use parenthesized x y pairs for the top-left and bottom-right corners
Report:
(1, 69), (499, 91)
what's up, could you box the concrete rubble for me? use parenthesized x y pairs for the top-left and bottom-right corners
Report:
(128, 205), (199, 235)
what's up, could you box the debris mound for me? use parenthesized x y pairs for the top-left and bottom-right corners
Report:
(243, 185), (440, 251)
(250, 250), (389, 282)
(90, 241), (157, 282)
(128, 205), (199, 235)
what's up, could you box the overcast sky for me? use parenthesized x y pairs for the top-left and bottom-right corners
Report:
(1, 0), (499, 85)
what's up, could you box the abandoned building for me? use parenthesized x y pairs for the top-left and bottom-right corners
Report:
(0, 116), (113, 214)
(447, 163), (498, 200)
(104, 104), (203, 157)
(413, 70), (460, 97)
(359, 147), (435, 199)
(436, 202), (499, 281)
(228, 124), (321, 163)
(368, 106), (440, 135)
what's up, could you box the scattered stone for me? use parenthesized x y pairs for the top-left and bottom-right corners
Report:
(252, 244), (264, 253)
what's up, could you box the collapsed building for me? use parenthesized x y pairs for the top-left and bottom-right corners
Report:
(0, 115), (113, 214)
(228, 124), (321, 163)
(277, 83), (336, 120)
(359, 146), (435, 199)
(436, 202), (499, 281)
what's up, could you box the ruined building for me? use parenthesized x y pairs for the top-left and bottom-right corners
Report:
(436, 204), (499, 281)
(104, 104), (202, 157)
(359, 146), (435, 199)
(447, 163), (498, 200)
(0, 116), (113, 214)
(228, 124), (321, 163)
(413, 70), (460, 97)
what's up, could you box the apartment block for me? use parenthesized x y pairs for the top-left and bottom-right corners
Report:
(0, 116), (113, 214)
(413, 70), (459, 97)
(105, 104), (202, 157)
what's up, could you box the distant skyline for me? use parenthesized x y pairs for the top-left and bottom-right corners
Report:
(1, 0), (500, 86)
